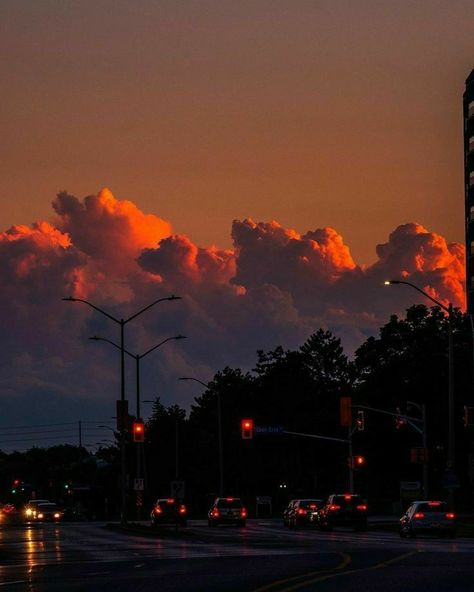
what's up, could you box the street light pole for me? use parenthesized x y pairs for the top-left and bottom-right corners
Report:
(384, 280), (455, 505)
(179, 377), (224, 496)
(63, 294), (181, 523)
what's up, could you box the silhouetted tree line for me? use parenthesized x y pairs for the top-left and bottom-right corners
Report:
(2, 304), (474, 517)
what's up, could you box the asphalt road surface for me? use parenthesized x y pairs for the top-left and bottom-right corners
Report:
(1, 519), (473, 591)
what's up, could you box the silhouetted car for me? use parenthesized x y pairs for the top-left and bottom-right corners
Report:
(399, 500), (456, 538)
(316, 494), (368, 531)
(34, 503), (63, 522)
(24, 499), (51, 521)
(150, 498), (187, 527)
(208, 497), (247, 527)
(283, 500), (298, 527)
(288, 499), (323, 528)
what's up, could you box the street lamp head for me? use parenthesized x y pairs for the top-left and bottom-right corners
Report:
(89, 336), (100, 341)
(62, 296), (77, 301)
(175, 335), (186, 340)
(384, 280), (400, 285)
(168, 295), (182, 301)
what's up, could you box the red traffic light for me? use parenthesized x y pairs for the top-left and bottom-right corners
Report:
(132, 421), (145, 442)
(354, 455), (365, 467)
(241, 418), (254, 439)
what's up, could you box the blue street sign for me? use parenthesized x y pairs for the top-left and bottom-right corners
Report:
(254, 425), (284, 434)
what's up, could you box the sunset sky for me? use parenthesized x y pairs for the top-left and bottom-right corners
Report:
(0, 1), (473, 450)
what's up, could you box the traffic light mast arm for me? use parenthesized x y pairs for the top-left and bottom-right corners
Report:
(284, 430), (350, 444)
(356, 404), (423, 435)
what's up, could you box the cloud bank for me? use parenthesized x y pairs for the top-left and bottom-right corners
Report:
(0, 189), (465, 441)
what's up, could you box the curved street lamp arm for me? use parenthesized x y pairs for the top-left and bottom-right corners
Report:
(140, 335), (186, 359)
(384, 280), (450, 314)
(89, 336), (135, 358)
(124, 295), (182, 324)
(179, 376), (210, 389)
(62, 297), (120, 324)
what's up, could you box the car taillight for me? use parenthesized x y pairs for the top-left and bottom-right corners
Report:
(54, 513), (60, 518)
(413, 512), (425, 519)
(329, 505), (341, 511)
(212, 509), (220, 517)
(179, 506), (187, 514)
(154, 506), (163, 514)
(241, 508), (247, 517)
(446, 512), (456, 519)
(356, 504), (367, 511)
(297, 508), (306, 515)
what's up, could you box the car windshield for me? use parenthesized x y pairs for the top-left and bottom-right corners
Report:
(38, 504), (58, 510)
(332, 495), (363, 506)
(300, 500), (320, 509)
(417, 502), (447, 513)
(216, 499), (242, 509)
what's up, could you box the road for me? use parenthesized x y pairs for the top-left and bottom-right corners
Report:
(1, 519), (473, 591)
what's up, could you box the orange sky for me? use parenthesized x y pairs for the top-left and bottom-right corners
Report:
(1, 1), (473, 264)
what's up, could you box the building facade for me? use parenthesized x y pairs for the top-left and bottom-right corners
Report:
(464, 69), (474, 314)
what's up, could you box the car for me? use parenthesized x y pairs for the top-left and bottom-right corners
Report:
(34, 503), (63, 522)
(316, 493), (368, 531)
(24, 499), (51, 521)
(283, 500), (298, 527)
(150, 498), (187, 527)
(287, 499), (324, 528)
(399, 500), (456, 538)
(0, 503), (21, 524)
(208, 497), (247, 527)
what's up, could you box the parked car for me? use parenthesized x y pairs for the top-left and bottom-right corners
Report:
(150, 498), (187, 527)
(24, 499), (51, 521)
(283, 500), (298, 527)
(288, 499), (323, 528)
(208, 497), (247, 527)
(399, 500), (456, 538)
(316, 494), (368, 531)
(34, 503), (63, 522)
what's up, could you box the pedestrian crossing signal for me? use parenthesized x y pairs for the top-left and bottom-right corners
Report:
(241, 419), (254, 439)
(132, 421), (145, 442)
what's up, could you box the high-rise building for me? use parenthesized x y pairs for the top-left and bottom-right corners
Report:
(464, 69), (474, 313)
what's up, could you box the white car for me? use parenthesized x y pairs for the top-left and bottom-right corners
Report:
(399, 500), (456, 538)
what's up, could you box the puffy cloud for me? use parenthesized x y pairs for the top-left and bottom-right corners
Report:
(53, 188), (172, 275)
(0, 189), (466, 448)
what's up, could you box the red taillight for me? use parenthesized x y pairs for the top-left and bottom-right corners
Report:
(446, 512), (456, 519)
(226, 497), (234, 501)
(356, 504), (368, 511)
(329, 504), (341, 511)
(154, 506), (163, 514)
(179, 505), (187, 514)
(309, 504), (317, 509)
(212, 509), (220, 517)
(344, 495), (352, 501)
(297, 508), (306, 515)
(241, 508), (247, 517)
(166, 498), (175, 504)
(428, 501), (441, 507)
(413, 512), (425, 519)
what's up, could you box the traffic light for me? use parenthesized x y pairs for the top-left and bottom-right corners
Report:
(340, 397), (352, 427)
(116, 399), (129, 431)
(356, 410), (365, 431)
(132, 420), (145, 443)
(241, 419), (254, 439)
(395, 407), (407, 430)
(463, 406), (474, 427)
(353, 455), (366, 469)
(11, 479), (20, 494)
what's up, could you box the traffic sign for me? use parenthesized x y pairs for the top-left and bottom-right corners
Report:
(170, 480), (185, 499)
(133, 478), (144, 491)
(254, 425), (284, 434)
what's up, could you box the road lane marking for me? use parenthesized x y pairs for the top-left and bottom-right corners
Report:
(276, 550), (420, 591)
(0, 581), (30, 587)
(251, 553), (351, 592)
